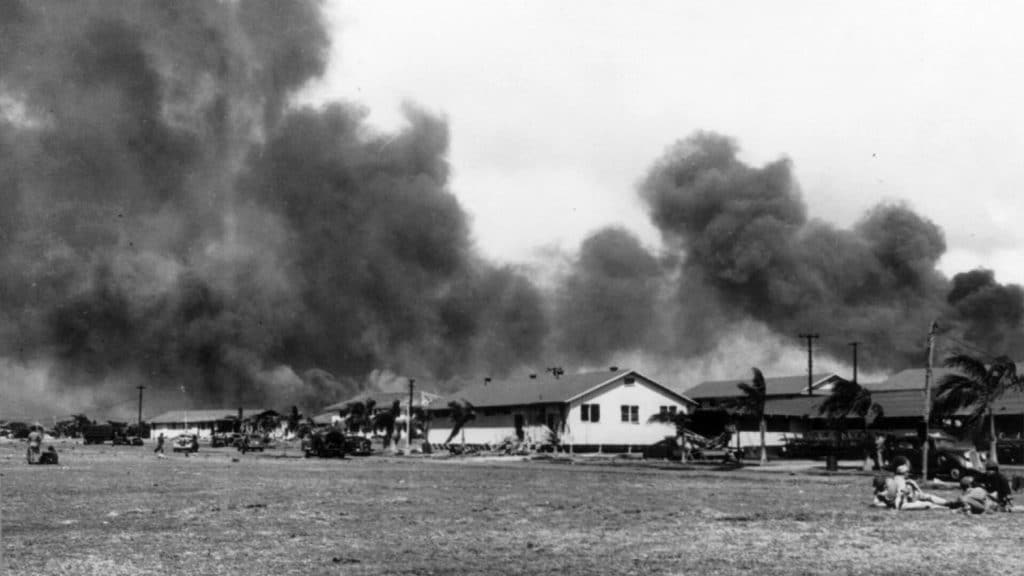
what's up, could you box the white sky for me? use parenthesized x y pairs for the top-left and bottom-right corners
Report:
(301, 1), (1024, 285)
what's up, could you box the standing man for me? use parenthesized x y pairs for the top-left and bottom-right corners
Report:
(154, 432), (166, 458)
(26, 425), (43, 464)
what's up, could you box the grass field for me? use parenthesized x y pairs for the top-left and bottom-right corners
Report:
(3, 441), (1024, 576)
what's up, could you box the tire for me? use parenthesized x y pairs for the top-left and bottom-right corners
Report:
(949, 467), (963, 481)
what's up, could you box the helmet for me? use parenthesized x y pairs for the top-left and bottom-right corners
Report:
(985, 461), (999, 471)
(960, 476), (974, 489)
(896, 464), (910, 475)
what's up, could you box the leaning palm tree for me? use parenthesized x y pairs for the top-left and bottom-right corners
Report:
(727, 368), (768, 465)
(647, 410), (693, 463)
(444, 400), (476, 446)
(818, 379), (883, 470)
(933, 354), (1022, 465)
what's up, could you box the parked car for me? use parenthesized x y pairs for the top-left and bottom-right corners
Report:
(210, 432), (243, 448)
(172, 435), (200, 453)
(302, 428), (371, 458)
(883, 432), (984, 480)
(236, 434), (275, 453)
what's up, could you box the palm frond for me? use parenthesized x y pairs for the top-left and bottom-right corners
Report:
(942, 354), (990, 382)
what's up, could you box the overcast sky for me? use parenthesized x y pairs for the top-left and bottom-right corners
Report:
(302, 1), (1024, 284)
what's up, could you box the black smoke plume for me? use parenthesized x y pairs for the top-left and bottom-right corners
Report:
(638, 132), (1023, 368)
(0, 0), (547, 415)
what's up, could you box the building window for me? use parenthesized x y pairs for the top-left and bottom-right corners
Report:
(659, 406), (678, 416)
(624, 377), (636, 386)
(621, 405), (639, 423)
(581, 404), (600, 422)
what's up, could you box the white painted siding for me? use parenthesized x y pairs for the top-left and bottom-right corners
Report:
(151, 422), (216, 440)
(562, 378), (683, 446)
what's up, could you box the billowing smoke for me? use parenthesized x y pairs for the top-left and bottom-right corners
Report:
(2, 3), (1021, 419)
(0, 0), (547, 416)
(636, 132), (1022, 369)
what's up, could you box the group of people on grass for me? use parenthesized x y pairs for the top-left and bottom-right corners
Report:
(872, 459), (1013, 514)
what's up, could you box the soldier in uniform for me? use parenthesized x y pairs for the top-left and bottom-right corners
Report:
(26, 425), (43, 464)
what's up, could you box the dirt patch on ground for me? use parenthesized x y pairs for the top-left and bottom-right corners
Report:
(3, 442), (1022, 575)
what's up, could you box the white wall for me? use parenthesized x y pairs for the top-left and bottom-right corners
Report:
(562, 378), (683, 446)
(151, 422), (216, 440)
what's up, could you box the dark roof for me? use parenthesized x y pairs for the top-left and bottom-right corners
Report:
(439, 369), (695, 408)
(150, 408), (270, 424)
(322, 390), (444, 413)
(762, 396), (825, 418)
(866, 362), (1024, 393)
(686, 374), (839, 399)
(862, 368), (959, 392)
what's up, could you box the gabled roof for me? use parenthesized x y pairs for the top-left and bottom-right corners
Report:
(862, 368), (959, 392)
(686, 373), (841, 399)
(437, 369), (695, 409)
(866, 362), (1024, 393)
(322, 390), (443, 414)
(149, 408), (270, 424)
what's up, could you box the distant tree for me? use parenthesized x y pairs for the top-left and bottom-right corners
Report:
(287, 406), (301, 435)
(647, 409), (693, 463)
(727, 368), (768, 465)
(444, 401), (476, 446)
(373, 400), (402, 449)
(343, 400), (377, 435)
(933, 354), (1022, 464)
(818, 379), (883, 470)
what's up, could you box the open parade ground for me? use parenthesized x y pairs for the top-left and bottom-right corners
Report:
(4, 442), (1024, 576)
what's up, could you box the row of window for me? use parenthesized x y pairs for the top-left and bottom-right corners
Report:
(579, 404), (679, 423)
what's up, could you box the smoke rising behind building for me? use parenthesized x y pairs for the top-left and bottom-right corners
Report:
(1, 1), (1022, 419)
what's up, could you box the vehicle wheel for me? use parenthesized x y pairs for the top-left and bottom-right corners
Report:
(949, 467), (963, 481)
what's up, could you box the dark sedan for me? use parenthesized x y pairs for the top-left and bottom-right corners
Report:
(883, 432), (985, 480)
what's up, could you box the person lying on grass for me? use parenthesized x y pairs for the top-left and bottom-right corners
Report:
(947, 476), (996, 514)
(871, 464), (948, 510)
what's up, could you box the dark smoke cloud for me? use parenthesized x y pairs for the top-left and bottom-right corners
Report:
(0, 0), (547, 415)
(554, 227), (666, 364)
(639, 131), (1022, 369)
(947, 269), (1024, 354)
(2, 2), (1021, 418)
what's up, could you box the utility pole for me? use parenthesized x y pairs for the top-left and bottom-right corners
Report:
(848, 342), (860, 384)
(922, 321), (938, 480)
(136, 386), (145, 428)
(798, 334), (820, 396)
(407, 378), (415, 452)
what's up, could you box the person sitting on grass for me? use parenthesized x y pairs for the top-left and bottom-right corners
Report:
(871, 464), (948, 510)
(982, 462), (1013, 512)
(948, 476), (996, 514)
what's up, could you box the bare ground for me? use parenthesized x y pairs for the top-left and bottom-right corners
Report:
(3, 441), (1023, 575)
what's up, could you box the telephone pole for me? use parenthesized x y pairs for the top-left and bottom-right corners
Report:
(922, 321), (938, 480)
(136, 386), (145, 427)
(798, 333), (820, 396)
(848, 342), (860, 384)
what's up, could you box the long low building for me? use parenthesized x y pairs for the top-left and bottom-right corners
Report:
(426, 368), (697, 449)
(149, 408), (273, 439)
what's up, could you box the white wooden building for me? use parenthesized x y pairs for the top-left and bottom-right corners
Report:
(149, 408), (271, 439)
(427, 368), (697, 449)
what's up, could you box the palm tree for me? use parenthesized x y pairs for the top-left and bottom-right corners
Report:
(818, 379), (883, 470)
(647, 410), (693, 463)
(373, 400), (402, 449)
(933, 354), (1021, 464)
(410, 406), (432, 453)
(727, 367), (768, 465)
(444, 400), (476, 446)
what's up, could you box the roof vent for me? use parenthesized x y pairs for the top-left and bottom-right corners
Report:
(484, 377), (492, 385)
(610, 366), (619, 372)
(529, 374), (537, 379)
